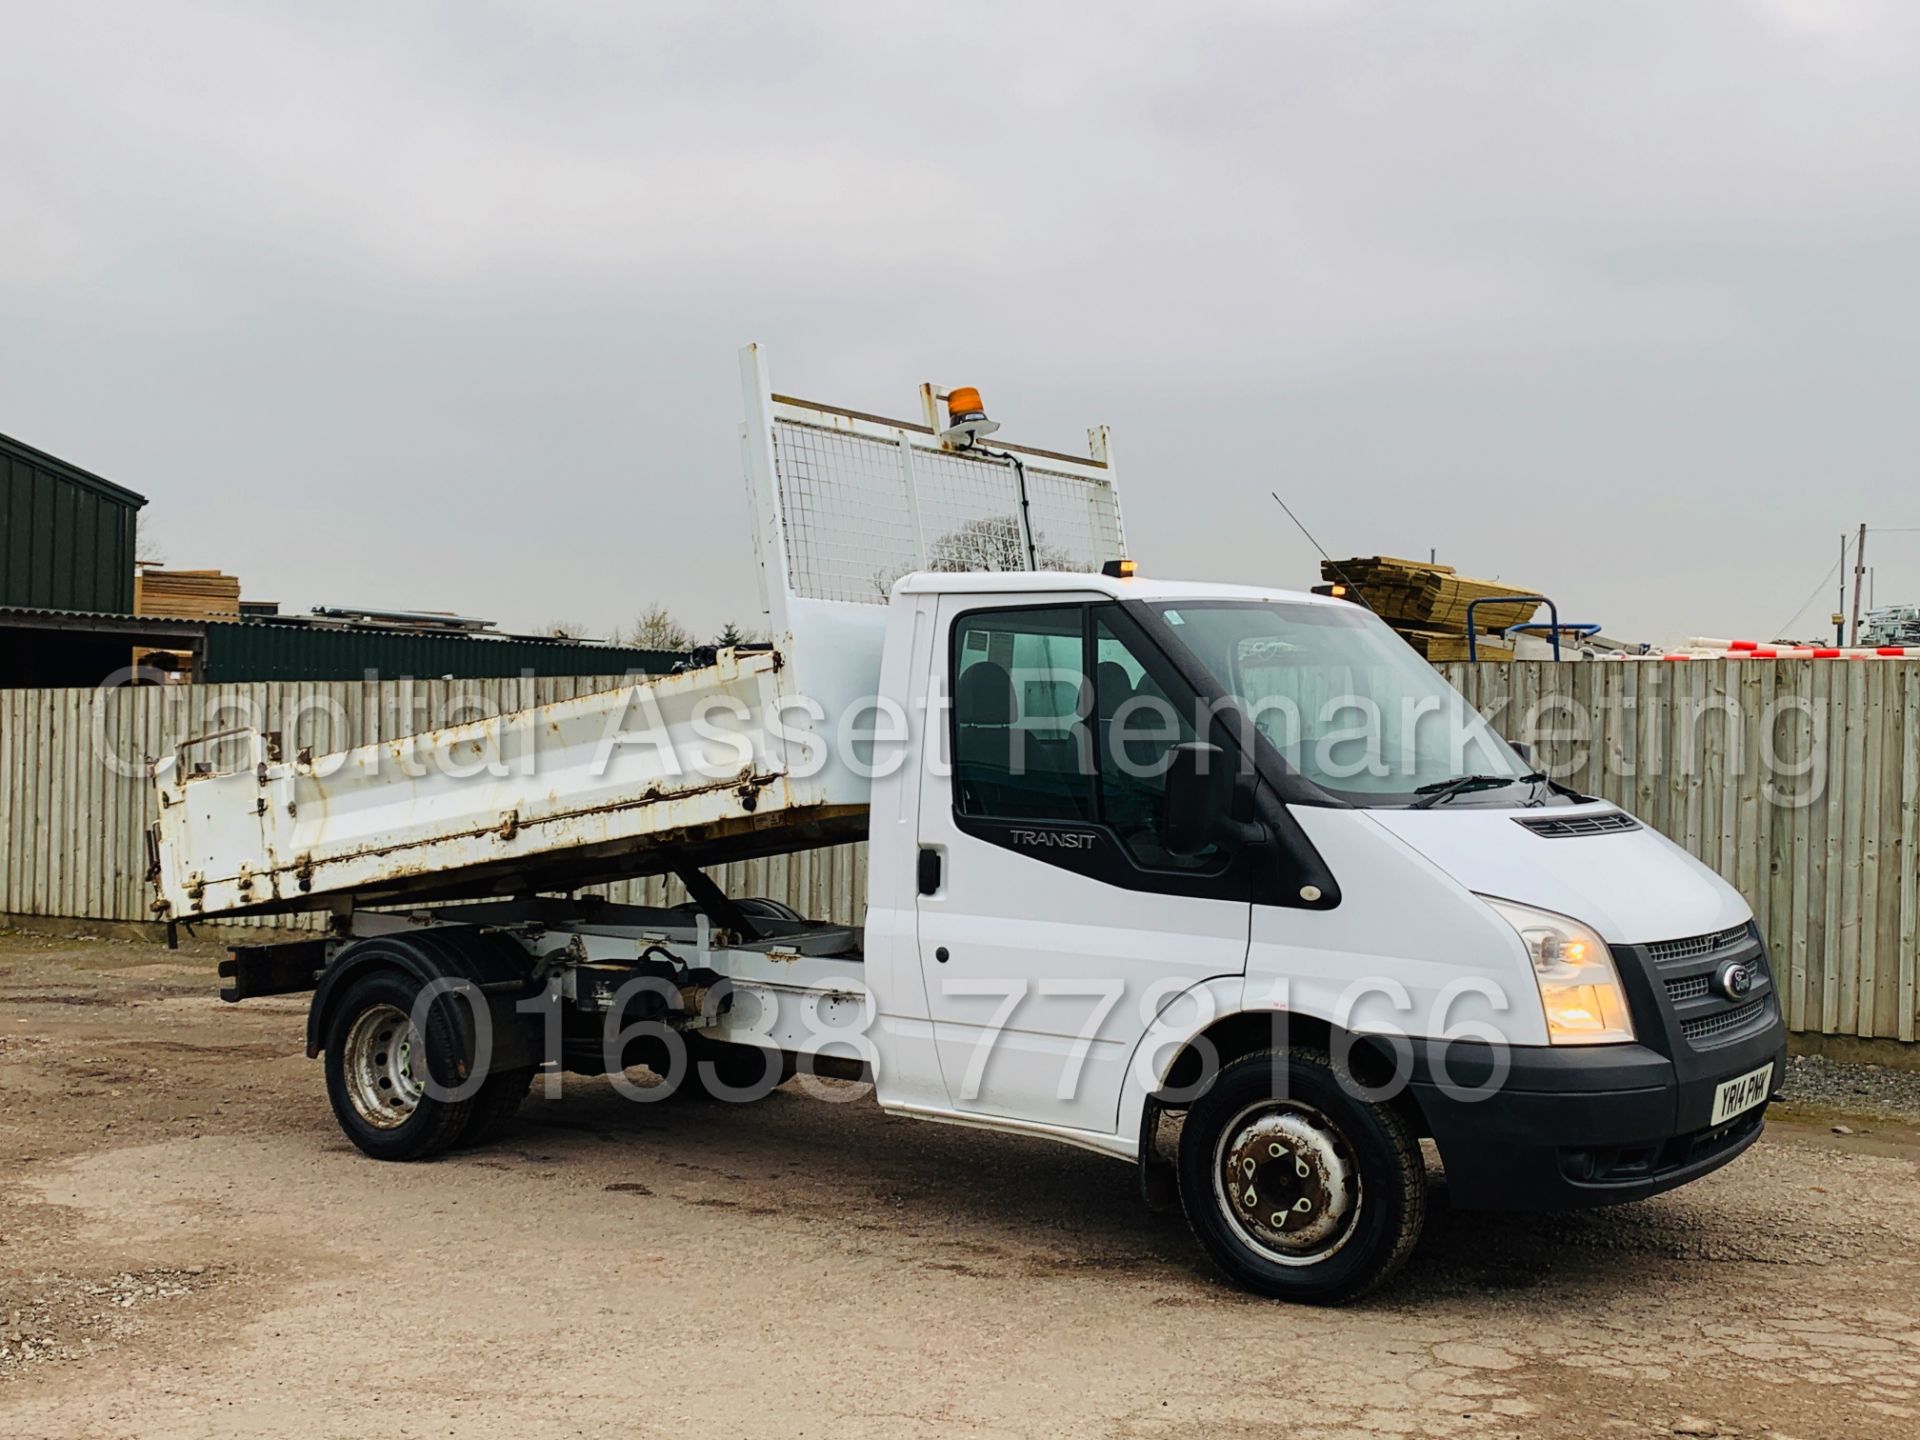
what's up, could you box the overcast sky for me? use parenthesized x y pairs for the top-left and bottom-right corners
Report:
(4, 0), (1918, 646)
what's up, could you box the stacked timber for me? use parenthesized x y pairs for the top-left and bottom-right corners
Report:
(1403, 631), (1513, 663)
(1322, 556), (1537, 662)
(133, 567), (243, 621)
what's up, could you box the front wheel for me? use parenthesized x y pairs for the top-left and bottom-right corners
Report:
(1177, 1047), (1425, 1304)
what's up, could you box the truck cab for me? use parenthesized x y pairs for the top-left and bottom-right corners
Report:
(854, 568), (1784, 1300)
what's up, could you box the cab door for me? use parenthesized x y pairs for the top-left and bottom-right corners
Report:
(914, 595), (1252, 1134)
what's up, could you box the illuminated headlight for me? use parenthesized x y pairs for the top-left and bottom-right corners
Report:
(1480, 897), (1635, 1045)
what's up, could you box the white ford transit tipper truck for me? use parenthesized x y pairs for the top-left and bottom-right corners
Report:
(153, 346), (1786, 1302)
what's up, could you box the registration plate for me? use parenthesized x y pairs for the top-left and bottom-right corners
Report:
(1710, 1061), (1775, 1126)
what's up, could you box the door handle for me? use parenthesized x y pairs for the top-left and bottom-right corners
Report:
(917, 848), (942, 896)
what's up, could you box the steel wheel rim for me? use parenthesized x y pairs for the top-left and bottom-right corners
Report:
(1211, 1099), (1363, 1267)
(342, 1003), (426, 1129)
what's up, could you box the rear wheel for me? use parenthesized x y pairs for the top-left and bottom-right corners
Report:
(678, 1036), (795, 1102)
(456, 1066), (535, 1148)
(324, 971), (477, 1161)
(1177, 1047), (1425, 1304)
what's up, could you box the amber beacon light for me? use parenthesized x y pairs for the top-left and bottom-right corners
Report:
(939, 386), (1000, 447)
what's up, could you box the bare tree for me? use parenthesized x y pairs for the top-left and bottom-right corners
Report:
(626, 603), (694, 652)
(874, 514), (1071, 595)
(135, 515), (166, 566)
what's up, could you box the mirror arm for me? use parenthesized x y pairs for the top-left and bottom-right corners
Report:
(1214, 772), (1267, 848)
(1215, 815), (1268, 848)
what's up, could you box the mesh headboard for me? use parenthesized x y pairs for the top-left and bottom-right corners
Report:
(741, 344), (1126, 615)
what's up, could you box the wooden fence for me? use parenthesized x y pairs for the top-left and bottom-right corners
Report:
(0, 663), (1914, 1044)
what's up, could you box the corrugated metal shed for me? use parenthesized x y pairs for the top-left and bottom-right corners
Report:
(0, 605), (680, 686)
(1, 432), (146, 613)
(198, 620), (681, 682)
(0, 605), (207, 688)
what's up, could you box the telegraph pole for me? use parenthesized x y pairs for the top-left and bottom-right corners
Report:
(1850, 523), (1868, 647)
(1836, 534), (1847, 647)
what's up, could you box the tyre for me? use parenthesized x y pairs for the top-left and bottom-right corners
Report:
(455, 1066), (536, 1149)
(677, 1036), (796, 1103)
(323, 970), (479, 1161)
(1177, 1047), (1425, 1304)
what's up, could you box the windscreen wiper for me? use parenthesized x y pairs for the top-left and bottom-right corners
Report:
(1409, 772), (1548, 810)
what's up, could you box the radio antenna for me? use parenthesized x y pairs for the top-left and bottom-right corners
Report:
(1270, 491), (1374, 613)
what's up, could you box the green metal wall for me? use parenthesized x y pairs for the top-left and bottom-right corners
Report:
(1, 432), (145, 613)
(199, 623), (681, 682)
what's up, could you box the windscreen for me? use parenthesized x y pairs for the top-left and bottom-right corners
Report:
(1149, 600), (1529, 805)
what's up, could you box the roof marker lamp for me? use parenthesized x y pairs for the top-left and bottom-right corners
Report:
(1480, 897), (1635, 1045)
(1102, 558), (1137, 579)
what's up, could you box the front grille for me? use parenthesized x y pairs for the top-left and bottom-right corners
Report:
(1620, 925), (1776, 1057)
(1681, 998), (1769, 1044)
(1665, 973), (1711, 1003)
(1648, 924), (1753, 966)
(1515, 811), (1642, 838)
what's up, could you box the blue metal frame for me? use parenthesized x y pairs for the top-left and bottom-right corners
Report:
(1467, 593), (1578, 661)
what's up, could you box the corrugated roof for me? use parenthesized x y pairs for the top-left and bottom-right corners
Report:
(0, 605), (684, 684)
(0, 604), (650, 648)
(0, 604), (206, 631)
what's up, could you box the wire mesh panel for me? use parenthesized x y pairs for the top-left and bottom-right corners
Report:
(907, 443), (1031, 576)
(771, 420), (921, 603)
(770, 416), (1124, 604)
(1024, 463), (1126, 572)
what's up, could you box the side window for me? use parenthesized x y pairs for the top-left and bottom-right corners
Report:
(950, 604), (1230, 875)
(952, 607), (1094, 823)
(1093, 614), (1218, 871)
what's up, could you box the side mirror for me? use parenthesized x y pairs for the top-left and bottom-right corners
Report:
(1163, 742), (1264, 857)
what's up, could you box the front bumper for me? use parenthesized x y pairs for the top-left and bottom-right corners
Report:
(1408, 926), (1788, 1210)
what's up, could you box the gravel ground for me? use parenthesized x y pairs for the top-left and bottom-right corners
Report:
(3, 930), (1919, 1440)
(1779, 1053), (1920, 1126)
